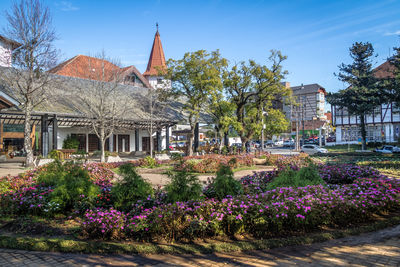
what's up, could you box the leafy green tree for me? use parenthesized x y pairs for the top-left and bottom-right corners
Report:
(327, 42), (383, 150)
(207, 90), (239, 149)
(262, 108), (289, 139)
(223, 50), (290, 147)
(165, 50), (227, 156)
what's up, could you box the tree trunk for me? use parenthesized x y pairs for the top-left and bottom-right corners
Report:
(100, 126), (106, 162)
(188, 126), (194, 156)
(149, 128), (153, 158)
(24, 101), (34, 167)
(241, 136), (249, 152)
(360, 114), (367, 151)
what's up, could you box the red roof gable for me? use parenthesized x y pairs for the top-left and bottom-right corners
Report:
(49, 55), (121, 82)
(49, 55), (151, 88)
(373, 61), (396, 79)
(143, 30), (166, 77)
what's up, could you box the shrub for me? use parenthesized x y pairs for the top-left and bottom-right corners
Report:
(165, 171), (202, 203)
(49, 150), (64, 160)
(82, 208), (126, 240)
(204, 165), (243, 199)
(62, 135), (79, 149)
(266, 165), (325, 190)
(48, 165), (100, 212)
(170, 153), (183, 161)
(37, 160), (66, 186)
(111, 164), (154, 211)
(240, 170), (280, 194)
(37, 162), (100, 212)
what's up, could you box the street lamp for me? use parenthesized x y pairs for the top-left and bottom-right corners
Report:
(261, 109), (268, 151)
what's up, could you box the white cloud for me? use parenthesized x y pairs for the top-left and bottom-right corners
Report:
(56, 1), (79, 12)
(384, 30), (400, 36)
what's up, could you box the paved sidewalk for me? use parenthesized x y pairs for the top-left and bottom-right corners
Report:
(0, 224), (399, 266)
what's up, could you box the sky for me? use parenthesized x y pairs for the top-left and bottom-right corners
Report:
(0, 0), (400, 95)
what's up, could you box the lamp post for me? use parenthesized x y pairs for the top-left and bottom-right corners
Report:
(261, 109), (268, 151)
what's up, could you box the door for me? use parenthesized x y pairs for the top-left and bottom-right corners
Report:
(142, 137), (149, 153)
(118, 135), (130, 152)
(88, 134), (100, 152)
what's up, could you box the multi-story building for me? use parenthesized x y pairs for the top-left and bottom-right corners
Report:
(331, 61), (400, 144)
(283, 83), (328, 137)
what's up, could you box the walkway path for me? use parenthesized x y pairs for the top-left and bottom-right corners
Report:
(1, 224), (399, 266)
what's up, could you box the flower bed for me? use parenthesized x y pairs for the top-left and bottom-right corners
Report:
(174, 154), (254, 173)
(80, 177), (400, 241)
(318, 164), (384, 184)
(1, 158), (400, 244)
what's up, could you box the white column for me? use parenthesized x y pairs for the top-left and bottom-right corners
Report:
(115, 134), (119, 152)
(336, 126), (342, 143)
(86, 133), (89, 153)
(109, 134), (114, 152)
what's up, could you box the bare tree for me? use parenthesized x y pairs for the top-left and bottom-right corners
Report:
(68, 52), (132, 162)
(140, 85), (169, 157)
(0, 0), (58, 166)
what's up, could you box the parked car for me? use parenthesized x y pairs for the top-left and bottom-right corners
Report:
(231, 143), (243, 148)
(283, 140), (295, 148)
(301, 144), (328, 155)
(375, 145), (400, 154)
(326, 136), (336, 142)
(274, 140), (283, 146)
(265, 140), (274, 147)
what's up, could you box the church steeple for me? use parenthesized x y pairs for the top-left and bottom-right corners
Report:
(143, 23), (166, 77)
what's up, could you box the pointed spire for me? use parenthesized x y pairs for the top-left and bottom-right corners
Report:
(143, 24), (166, 77)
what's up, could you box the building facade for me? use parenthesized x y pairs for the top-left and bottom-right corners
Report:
(0, 28), (176, 156)
(331, 61), (400, 144)
(0, 35), (20, 68)
(283, 83), (328, 136)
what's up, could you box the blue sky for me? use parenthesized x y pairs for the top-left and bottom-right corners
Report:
(1, 0), (400, 94)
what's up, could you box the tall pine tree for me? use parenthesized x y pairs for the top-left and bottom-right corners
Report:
(327, 42), (383, 150)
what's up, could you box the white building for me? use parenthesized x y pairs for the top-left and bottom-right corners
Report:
(0, 35), (20, 67)
(0, 28), (177, 156)
(332, 61), (400, 144)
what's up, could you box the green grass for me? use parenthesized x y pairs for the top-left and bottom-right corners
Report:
(325, 144), (364, 153)
(0, 215), (399, 254)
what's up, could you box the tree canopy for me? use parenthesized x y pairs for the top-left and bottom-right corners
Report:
(165, 50), (227, 156)
(327, 42), (383, 150)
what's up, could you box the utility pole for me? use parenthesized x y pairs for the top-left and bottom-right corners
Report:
(296, 105), (300, 151)
(302, 96), (305, 146)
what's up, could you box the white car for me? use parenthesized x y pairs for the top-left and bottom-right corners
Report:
(283, 140), (295, 148)
(375, 145), (400, 154)
(301, 144), (328, 155)
(274, 140), (283, 146)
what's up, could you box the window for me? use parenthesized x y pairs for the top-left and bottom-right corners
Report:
(393, 104), (400, 114)
(157, 78), (163, 84)
(373, 106), (381, 115)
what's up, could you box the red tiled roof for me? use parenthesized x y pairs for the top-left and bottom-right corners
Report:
(143, 30), (166, 77)
(373, 61), (396, 79)
(49, 55), (151, 88)
(49, 55), (121, 82)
